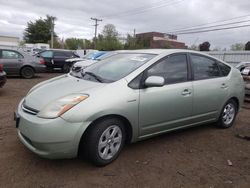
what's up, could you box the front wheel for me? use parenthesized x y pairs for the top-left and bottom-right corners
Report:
(62, 63), (70, 73)
(81, 118), (126, 166)
(217, 99), (238, 128)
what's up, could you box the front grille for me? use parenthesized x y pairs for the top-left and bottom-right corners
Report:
(22, 104), (39, 115)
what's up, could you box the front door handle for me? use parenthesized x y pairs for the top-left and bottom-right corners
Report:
(182, 89), (192, 96)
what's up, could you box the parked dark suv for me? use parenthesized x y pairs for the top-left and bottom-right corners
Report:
(36, 50), (79, 72)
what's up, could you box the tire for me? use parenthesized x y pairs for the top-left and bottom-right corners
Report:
(81, 118), (126, 166)
(62, 64), (70, 73)
(20, 66), (35, 79)
(216, 99), (238, 128)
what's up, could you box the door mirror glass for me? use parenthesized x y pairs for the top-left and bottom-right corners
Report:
(144, 76), (165, 87)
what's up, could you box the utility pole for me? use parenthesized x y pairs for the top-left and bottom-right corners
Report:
(133, 28), (136, 47)
(50, 16), (56, 49)
(91, 17), (102, 49)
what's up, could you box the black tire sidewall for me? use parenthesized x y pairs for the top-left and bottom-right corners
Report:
(62, 64), (70, 73)
(217, 99), (238, 128)
(83, 118), (126, 166)
(21, 67), (34, 79)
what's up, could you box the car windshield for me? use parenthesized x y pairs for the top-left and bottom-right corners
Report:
(76, 53), (156, 83)
(95, 52), (115, 61)
(83, 52), (96, 59)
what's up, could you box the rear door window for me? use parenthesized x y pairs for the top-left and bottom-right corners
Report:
(54, 51), (72, 58)
(54, 51), (66, 58)
(190, 54), (220, 80)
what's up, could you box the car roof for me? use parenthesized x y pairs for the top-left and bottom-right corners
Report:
(112, 49), (204, 55)
(40, 49), (75, 52)
(0, 48), (19, 51)
(110, 49), (232, 67)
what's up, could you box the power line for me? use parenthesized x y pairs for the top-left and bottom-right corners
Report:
(103, 0), (171, 18)
(173, 24), (250, 35)
(166, 13), (250, 33)
(102, 0), (185, 19)
(91, 17), (102, 49)
(171, 19), (250, 34)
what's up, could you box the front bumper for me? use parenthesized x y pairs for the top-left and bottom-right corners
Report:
(15, 101), (91, 159)
(245, 83), (250, 95)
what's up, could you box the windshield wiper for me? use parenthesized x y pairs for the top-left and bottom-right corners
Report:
(82, 71), (103, 83)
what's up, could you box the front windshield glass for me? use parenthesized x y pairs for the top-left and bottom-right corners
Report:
(78, 53), (156, 83)
(95, 52), (115, 60)
(84, 52), (96, 59)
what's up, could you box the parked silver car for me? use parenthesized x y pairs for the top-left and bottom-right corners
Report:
(15, 49), (244, 166)
(0, 49), (46, 78)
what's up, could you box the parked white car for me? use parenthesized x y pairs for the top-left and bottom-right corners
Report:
(70, 52), (117, 77)
(236, 62), (250, 95)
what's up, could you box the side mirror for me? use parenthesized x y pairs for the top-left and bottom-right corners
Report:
(144, 76), (165, 87)
(36, 54), (40, 58)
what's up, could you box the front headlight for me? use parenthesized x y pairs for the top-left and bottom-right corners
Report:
(37, 94), (88, 119)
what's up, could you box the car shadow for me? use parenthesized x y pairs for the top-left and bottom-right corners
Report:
(6, 75), (43, 79)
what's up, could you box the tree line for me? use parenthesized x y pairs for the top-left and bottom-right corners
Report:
(189, 41), (250, 51)
(23, 15), (250, 51)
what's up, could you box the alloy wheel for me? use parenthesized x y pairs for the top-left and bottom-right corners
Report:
(98, 125), (122, 160)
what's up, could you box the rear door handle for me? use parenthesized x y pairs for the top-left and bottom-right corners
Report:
(221, 83), (228, 89)
(182, 89), (192, 96)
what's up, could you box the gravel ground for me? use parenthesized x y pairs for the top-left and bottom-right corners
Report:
(0, 73), (249, 188)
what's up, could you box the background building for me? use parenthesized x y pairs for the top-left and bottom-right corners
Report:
(136, 32), (187, 49)
(0, 35), (20, 49)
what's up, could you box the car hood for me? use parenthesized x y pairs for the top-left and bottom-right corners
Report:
(24, 75), (104, 111)
(66, 57), (85, 62)
(74, 59), (97, 67)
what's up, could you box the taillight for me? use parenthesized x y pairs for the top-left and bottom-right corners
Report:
(0, 64), (3, 71)
(39, 58), (45, 65)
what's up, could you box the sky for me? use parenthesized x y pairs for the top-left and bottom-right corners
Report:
(0, 0), (250, 49)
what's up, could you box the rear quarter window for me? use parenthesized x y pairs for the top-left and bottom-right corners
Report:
(217, 61), (231, 76)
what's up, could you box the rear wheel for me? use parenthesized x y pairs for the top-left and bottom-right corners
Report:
(20, 67), (34, 79)
(81, 118), (126, 166)
(217, 99), (238, 128)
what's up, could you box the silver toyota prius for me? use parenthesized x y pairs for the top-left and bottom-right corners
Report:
(15, 49), (245, 166)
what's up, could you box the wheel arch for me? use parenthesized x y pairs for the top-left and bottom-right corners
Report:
(20, 65), (36, 75)
(78, 114), (133, 156)
(229, 96), (239, 111)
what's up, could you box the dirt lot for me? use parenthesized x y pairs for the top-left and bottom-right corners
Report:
(0, 73), (249, 188)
